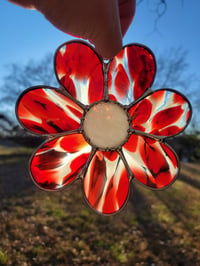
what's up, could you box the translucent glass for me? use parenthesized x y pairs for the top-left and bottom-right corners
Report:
(122, 135), (179, 189)
(16, 87), (83, 135)
(54, 41), (104, 105)
(108, 44), (156, 105)
(83, 150), (129, 215)
(129, 89), (192, 137)
(30, 133), (91, 190)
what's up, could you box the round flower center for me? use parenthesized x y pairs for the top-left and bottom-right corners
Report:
(83, 102), (130, 149)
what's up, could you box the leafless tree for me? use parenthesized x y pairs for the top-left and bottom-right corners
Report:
(0, 53), (58, 136)
(1, 53), (58, 103)
(153, 47), (191, 91)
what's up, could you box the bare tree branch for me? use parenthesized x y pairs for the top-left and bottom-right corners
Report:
(154, 47), (189, 90)
(136, 0), (184, 30)
(1, 53), (58, 103)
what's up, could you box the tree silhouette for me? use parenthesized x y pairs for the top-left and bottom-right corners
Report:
(1, 53), (58, 104)
(0, 53), (58, 136)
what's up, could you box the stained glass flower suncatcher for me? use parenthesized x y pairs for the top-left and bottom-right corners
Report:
(16, 40), (192, 215)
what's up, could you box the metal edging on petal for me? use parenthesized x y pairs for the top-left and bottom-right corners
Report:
(15, 85), (84, 137)
(29, 133), (92, 192)
(53, 40), (105, 106)
(122, 134), (180, 191)
(81, 149), (130, 216)
(127, 88), (192, 140)
(107, 43), (157, 105)
(132, 142), (181, 191)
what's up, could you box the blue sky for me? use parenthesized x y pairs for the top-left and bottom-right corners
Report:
(0, 1), (199, 84)
(0, 0), (199, 123)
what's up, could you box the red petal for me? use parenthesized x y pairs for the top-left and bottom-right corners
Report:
(122, 135), (179, 189)
(108, 44), (156, 105)
(30, 133), (91, 190)
(55, 41), (104, 105)
(129, 89), (192, 137)
(84, 151), (129, 215)
(16, 87), (83, 135)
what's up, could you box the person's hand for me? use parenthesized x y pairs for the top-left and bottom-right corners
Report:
(8, 0), (136, 58)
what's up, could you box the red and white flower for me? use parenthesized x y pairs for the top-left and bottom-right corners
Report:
(16, 41), (191, 215)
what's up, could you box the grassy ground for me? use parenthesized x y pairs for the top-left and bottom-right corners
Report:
(0, 144), (200, 265)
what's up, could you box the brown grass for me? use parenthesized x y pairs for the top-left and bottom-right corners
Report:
(0, 145), (200, 265)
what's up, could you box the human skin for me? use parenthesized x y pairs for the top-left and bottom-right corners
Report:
(8, 0), (136, 58)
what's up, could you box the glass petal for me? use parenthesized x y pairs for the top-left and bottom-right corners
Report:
(30, 133), (91, 190)
(16, 87), (83, 135)
(129, 89), (192, 137)
(54, 41), (104, 105)
(83, 151), (129, 215)
(122, 135), (179, 189)
(108, 44), (156, 105)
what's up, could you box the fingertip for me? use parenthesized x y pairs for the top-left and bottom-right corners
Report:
(91, 32), (123, 59)
(87, 0), (123, 59)
(96, 41), (122, 59)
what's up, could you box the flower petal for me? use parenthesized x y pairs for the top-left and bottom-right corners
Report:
(129, 89), (192, 137)
(83, 151), (129, 215)
(108, 44), (156, 105)
(30, 133), (91, 190)
(16, 86), (83, 135)
(54, 41), (104, 105)
(122, 135), (179, 189)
